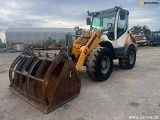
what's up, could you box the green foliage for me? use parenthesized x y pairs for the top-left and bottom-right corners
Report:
(33, 37), (58, 48)
(0, 39), (2, 44)
(32, 37), (66, 49)
(0, 43), (6, 48)
(43, 37), (55, 46)
(130, 25), (143, 34)
(57, 39), (66, 46)
(130, 25), (151, 40)
(142, 25), (151, 40)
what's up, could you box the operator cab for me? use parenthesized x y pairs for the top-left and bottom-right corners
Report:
(86, 6), (129, 42)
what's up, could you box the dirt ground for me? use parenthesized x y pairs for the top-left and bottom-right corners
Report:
(0, 47), (160, 120)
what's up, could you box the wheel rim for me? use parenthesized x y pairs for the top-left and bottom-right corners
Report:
(100, 56), (110, 74)
(129, 51), (134, 64)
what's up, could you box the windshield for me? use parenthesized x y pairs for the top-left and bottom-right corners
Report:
(152, 32), (160, 36)
(91, 11), (117, 32)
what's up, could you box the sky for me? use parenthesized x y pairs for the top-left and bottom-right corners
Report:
(0, 0), (160, 41)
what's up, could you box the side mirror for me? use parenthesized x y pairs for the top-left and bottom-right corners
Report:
(74, 26), (79, 31)
(86, 17), (91, 25)
(119, 10), (126, 20)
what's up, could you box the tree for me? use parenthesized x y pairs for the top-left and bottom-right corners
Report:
(130, 25), (143, 35)
(130, 25), (151, 40)
(42, 37), (57, 47)
(33, 37), (57, 48)
(142, 25), (151, 40)
(58, 39), (66, 46)
(53, 39), (56, 44)
(45, 37), (55, 46)
(0, 39), (6, 48)
(0, 39), (2, 44)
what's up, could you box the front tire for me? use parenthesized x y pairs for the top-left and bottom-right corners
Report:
(119, 45), (136, 69)
(86, 47), (113, 82)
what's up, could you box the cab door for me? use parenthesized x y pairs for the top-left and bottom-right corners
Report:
(115, 10), (129, 48)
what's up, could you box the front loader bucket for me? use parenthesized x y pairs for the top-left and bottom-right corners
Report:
(9, 48), (81, 113)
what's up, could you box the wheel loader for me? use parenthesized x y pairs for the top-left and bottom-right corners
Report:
(66, 6), (137, 81)
(9, 6), (137, 113)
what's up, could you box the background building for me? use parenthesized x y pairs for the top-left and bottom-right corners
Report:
(5, 27), (75, 44)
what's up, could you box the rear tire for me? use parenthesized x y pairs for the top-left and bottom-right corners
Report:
(86, 47), (113, 82)
(119, 45), (136, 69)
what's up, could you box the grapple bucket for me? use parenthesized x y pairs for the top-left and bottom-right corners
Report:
(9, 48), (81, 113)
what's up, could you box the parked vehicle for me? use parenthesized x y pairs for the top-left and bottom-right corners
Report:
(150, 31), (160, 46)
(134, 35), (149, 46)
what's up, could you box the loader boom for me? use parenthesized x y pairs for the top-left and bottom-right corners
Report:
(72, 30), (101, 70)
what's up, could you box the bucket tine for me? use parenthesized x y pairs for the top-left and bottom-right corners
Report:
(18, 56), (36, 90)
(13, 56), (28, 86)
(33, 60), (49, 100)
(9, 55), (22, 85)
(26, 58), (41, 95)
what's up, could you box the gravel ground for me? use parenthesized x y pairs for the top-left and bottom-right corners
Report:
(0, 47), (160, 120)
